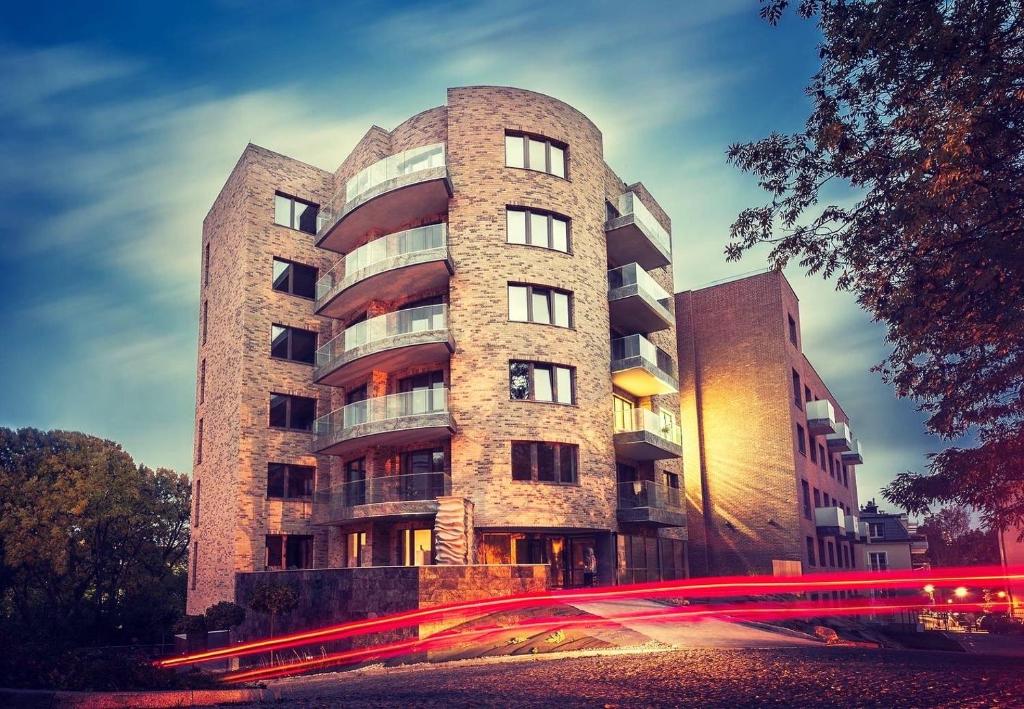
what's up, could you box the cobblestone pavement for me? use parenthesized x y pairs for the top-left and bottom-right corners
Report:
(256, 646), (1024, 708)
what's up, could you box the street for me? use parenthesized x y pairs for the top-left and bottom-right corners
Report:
(254, 646), (1023, 708)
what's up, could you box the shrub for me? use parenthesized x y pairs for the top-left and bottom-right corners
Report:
(205, 601), (246, 631)
(173, 614), (207, 635)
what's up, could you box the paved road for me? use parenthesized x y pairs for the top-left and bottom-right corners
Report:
(259, 646), (1024, 708)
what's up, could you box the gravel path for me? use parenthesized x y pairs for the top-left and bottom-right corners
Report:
(256, 646), (1024, 708)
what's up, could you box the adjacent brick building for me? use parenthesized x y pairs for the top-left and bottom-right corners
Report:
(675, 270), (865, 577)
(187, 86), (685, 614)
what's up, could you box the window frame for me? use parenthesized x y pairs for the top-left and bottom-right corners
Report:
(510, 440), (579, 484)
(270, 323), (318, 365)
(504, 131), (569, 179)
(201, 300), (208, 345)
(507, 283), (573, 327)
(268, 392), (317, 431)
(272, 257), (318, 300)
(509, 360), (576, 404)
(274, 192), (319, 234)
(796, 423), (807, 456)
(505, 206), (571, 253)
(788, 313), (798, 346)
(196, 418), (204, 464)
(199, 358), (206, 404)
(266, 462), (315, 500)
(792, 369), (802, 409)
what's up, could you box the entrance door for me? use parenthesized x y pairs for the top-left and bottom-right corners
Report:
(569, 536), (597, 587)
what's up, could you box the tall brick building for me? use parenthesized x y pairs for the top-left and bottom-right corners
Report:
(188, 86), (684, 613)
(675, 271), (865, 577)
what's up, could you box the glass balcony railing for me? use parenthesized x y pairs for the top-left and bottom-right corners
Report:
(317, 143), (446, 237)
(314, 387), (449, 441)
(617, 480), (682, 510)
(614, 407), (682, 446)
(608, 264), (673, 310)
(316, 304), (447, 369)
(315, 223), (447, 302)
(611, 334), (678, 380)
(314, 471), (451, 509)
(614, 192), (671, 254)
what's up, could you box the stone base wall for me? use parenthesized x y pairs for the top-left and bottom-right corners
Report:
(233, 564), (548, 652)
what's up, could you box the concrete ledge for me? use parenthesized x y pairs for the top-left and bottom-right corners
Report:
(0, 687), (272, 708)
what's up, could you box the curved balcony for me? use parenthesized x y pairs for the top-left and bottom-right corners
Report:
(312, 388), (454, 457)
(315, 224), (453, 322)
(608, 263), (673, 334)
(316, 143), (452, 254)
(314, 304), (454, 389)
(611, 334), (679, 397)
(312, 472), (451, 525)
(606, 192), (672, 270)
(613, 408), (682, 461)
(617, 480), (685, 527)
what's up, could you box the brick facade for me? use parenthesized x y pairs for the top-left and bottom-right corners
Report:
(187, 86), (684, 614)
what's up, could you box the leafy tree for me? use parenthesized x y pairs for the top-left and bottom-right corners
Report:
(917, 505), (1001, 567)
(246, 583), (298, 661)
(728, 1), (1024, 529)
(204, 601), (246, 631)
(0, 428), (191, 656)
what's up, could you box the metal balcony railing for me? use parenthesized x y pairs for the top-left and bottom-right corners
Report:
(313, 388), (449, 445)
(608, 263), (673, 311)
(613, 192), (671, 254)
(314, 471), (451, 509)
(316, 304), (447, 369)
(617, 480), (682, 510)
(611, 334), (678, 379)
(613, 407), (682, 447)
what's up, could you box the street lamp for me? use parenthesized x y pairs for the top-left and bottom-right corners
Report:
(954, 586), (969, 599)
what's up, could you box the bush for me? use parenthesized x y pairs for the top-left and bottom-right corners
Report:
(173, 614), (207, 635)
(205, 601), (246, 631)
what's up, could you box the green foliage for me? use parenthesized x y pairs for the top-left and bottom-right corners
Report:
(730, 2), (1024, 529)
(204, 601), (246, 630)
(173, 614), (207, 635)
(247, 583), (299, 617)
(916, 506), (1001, 567)
(0, 427), (191, 687)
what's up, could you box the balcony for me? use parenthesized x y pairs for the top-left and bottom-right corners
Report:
(611, 334), (679, 397)
(840, 439), (864, 465)
(607, 263), (674, 334)
(315, 224), (453, 322)
(314, 304), (454, 389)
(845, 514), (862, 540)
(815, 506), (846, 536)
(317, 143), (452, 254)
(805, 399), (837, 436)
(613, 408), (682, 461)
(825, 421), (853, 452)
(605, 192), (672, 270)
(617, 480), (685, 527)
(312, 388), (455, 457)
(312, 472), (451, 525)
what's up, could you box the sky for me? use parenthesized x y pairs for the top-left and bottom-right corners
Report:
(0, 0), (945, 511)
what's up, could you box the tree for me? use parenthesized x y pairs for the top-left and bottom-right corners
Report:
(204, 601), (246, 631)
(246, 583), (298, 663)
(727, 1), (1024, 530)
(918, 505), (1001, 566)
(0, 428), (191, 650)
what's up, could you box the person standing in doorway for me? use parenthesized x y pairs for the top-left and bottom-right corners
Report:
(582, 547), (597, 587)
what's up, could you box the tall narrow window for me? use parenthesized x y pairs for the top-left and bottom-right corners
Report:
(792, 369), (802, 408)
(196, 418), (203, 464)
(796, 424), (806, 456)
(272, 258), (318, 299)
(505, 131), (567, 178)
(819, 445), (827, 471)
(199, 359), (206, 404)
(201, 300), (208, 345)
(203, 242), (211, 286)
(191, 541), (198, 590)
(801, 480), (812, 520)
(271, 324), (317, 364)
(806, 537), (816, 567)
(509, 361), (574, 403)
(505, 207), (570, 252)
(274, 192), (319, 234)
(508, 284), (572, 327)
(194, 479), (201, 527)
(788, 314), (798, 346)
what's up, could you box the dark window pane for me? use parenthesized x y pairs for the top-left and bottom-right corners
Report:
(292, 263), (317, 298)
(266, 535), (283, 567)
(267, 464), (286, 498)
(292, 329), (317, 364)
(296, 202), (318, 234)
(269, 394), (288, 428)
(272, 258), (291, 292)
(286, 535), (313, 569)
(559, 445), (577, 483)
(510, 362), (530, 399)
(511, 443), (532, 481)
(290, 396), (315, 430)
(271, 325), (290, 359)
(288, 466), (314, 498)
(537, 443), (556, 481)
(431, 450), (445, 472)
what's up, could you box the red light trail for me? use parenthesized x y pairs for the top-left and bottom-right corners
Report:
(158, 565), (1020, 673)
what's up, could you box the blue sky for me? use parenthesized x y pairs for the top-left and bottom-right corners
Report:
(0, 0), (942, 510)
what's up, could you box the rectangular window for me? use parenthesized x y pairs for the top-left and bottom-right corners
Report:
(788, 314), (798, 346)
(827, 541), (836, 567)
(810, 437), (817, 462)
(505, 207), (570, 252)
(191, 541), (198, 590)
(823, 493), (831, 507)
(271, 324), (317, 364)
(613, 394), (635, 431)
(796, 424), (806, 456)
(842, 466), (849, 487)
(819, 445), (827, 471)
(274, 192), (319, 234)
(505, 132), (568, 178)
(194, 479), (201, 528)
(805, 386), (812, 403)
(272, 258), (318, 299)
(201, 300), (208, 345)
(285, 535), (314, 569)
(806, 537), (816, 567)
(817, 538), (826, 568)
(199, 359), (206, 404)
(345, 531), (366, 568)
(509, 441), (578, 484)
(266, 535), (284, 569)
(269, 393), (316, 431)
(801, 480), (812, 520)
(813, 487), (821, 508)
(196, 418), (203, 464)
(204, 242), (211, 286)
(792, 369), (802, 408)
(869, 551), (888, 571)
(267, 463), (315, 499)
(509, 361), (575, 403)
(398, 528), (434, 566)
(508, 284), (572, 327)
(868, 522), (884, 539)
